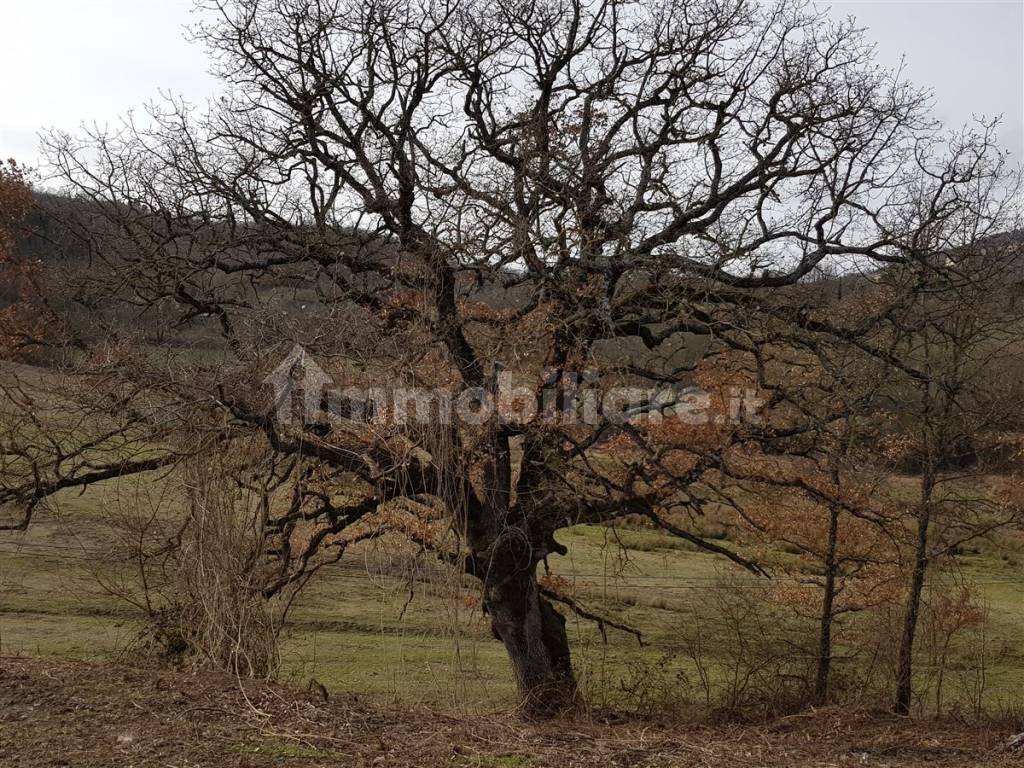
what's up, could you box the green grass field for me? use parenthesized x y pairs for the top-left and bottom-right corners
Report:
(2, 470), (1021, 717)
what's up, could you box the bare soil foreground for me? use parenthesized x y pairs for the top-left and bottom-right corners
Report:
(1, 657), (1019, 767)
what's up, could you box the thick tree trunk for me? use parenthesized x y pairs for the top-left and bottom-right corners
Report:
(483, 542), (576, 716)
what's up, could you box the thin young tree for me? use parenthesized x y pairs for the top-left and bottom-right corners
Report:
(880, 162), (1023, 715)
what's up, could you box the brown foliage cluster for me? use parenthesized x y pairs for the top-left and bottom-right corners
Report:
(0, 161), (48, 354)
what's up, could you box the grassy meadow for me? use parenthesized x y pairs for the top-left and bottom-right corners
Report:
(2, 467), (1021, 717)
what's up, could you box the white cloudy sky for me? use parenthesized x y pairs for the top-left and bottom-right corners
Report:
(1, 0), (1022, 171)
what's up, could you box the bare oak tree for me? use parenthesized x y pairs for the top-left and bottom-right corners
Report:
(2, 0), (1016, 714)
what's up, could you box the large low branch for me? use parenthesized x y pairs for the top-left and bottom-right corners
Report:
(540, 586), (644, 646)
(642, 507), (770, 578)
(0, 452), (181, 531)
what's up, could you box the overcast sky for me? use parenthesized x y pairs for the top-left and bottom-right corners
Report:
(1, 0), (1021, 172)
